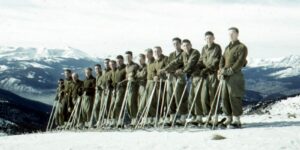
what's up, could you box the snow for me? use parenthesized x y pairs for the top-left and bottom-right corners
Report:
(0, 65), (9, 72)
(0, 46), (97, 61)
(1, 96), (300, 150)
(26, 72), (35, 79)
(247, 55), (300, 78)
(0, 118), (15, 137)
(0, 115), (300, 150)
(22, 62), (52, 69)
(264, 96), (300, 115)
(0, 77), (41, 94)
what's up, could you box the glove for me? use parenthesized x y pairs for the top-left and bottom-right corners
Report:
(159, 69), (166, 76)
(220, 67), (234, 76)
(200, 68), (209, 78)
(117, 81), (126, 88)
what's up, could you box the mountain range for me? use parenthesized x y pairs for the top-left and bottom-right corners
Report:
(1, 46), (299, 104)
(0, 45), (300, 135)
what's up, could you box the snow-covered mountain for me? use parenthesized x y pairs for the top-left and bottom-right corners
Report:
(0, 45), (299, 104)
(247, 55), (300, 78)
(0, 46), (97, 61)
(243, 55), (300, 102)
(0, 46), (102, 104)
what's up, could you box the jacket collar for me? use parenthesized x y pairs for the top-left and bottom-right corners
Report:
(117, 64), (126, 70)
(229, 40), (240, 48)
(148, 57), (155, 63)
(86, 75), (94, 80)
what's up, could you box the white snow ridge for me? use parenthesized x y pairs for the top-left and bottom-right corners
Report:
(0, 46), (96, 61)
(1, 96), (300, 150)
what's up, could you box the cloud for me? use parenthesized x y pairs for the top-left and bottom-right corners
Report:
(0, 0), (299, 59)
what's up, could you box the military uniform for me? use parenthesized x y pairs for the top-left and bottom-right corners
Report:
(166, 49), (201, 123)
(184, 50), (203, 119)
(111, 64), (127, 122)
(163, 50), (187, 120)
(81, 75), (96, 123)
(59, 77), (73, 124)
(199, 43), (222, 116)
(54, 83), (65, 126)
(149, 55), (168, 120)
(219, 40), (247, 125)
(140, 57), (156, 123)
(70, 79), (84, 124)
(125, 61), (140, 124)
(136, 63), (147, 110)
(90, 72), (103, 126)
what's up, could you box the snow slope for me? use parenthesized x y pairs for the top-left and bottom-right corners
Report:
(1, 96), (300, 150)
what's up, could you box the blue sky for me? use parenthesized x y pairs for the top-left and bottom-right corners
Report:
(0, 0), (299, 58)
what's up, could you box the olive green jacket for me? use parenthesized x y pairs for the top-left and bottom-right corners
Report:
(146, 57), (156, 80)
(165, 49), (200, 77)
(126, 61), (139, 81)
(199, 43), (222, 73)
(83, 75), (96, 96)
(164, 49), (184, 74)
(219, 40), (248, 72)
(154, 54), (168, 79)
(70, 79), (84, 100)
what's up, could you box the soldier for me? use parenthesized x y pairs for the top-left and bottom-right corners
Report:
(124, 51), (140, 126)
(101, 59), (112, 91)
(139, 48), (156, 125)
(90, 64), (102, 127)
(161, 37), (187, 125)
(111, 56), (126, 127)
(163, 39), (201, 125)
(218, 27), (248, 128)
(54, 79), (65, 127)
(136, 54), (147, 111)
(198, 31), (222, 124)
(80, 67), (96, 127)
(151, 46), (168, 125)
(70, 73), (84, 126)
(182, 40), (202, 125)
(96, 59), (111, 126)
(62, 69), (73, 125)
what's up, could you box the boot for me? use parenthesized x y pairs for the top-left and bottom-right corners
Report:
(130, 118), (137, 126)
(195, 115), (204, 126)
(116, 119), (124, 128)
(158, 117), (164, 125)
(169, 114), (175, 123)
(76, 122), (84, 129)
(223, 115), (232, 128)
(189, 115), (196, 122)
(176, 114), (187, 126)
(211, 115), (218, 126)
(189, 115), (202, 126)
(110, 119), (116, 127)
(229, 116), (241, 128)
(150, 117), (155, 126)
(144, 117), (152, 127)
